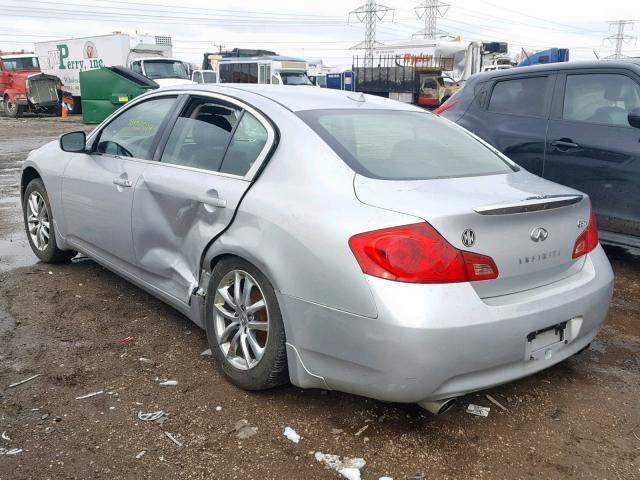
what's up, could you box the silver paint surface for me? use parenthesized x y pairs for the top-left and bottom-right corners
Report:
(22, 84), (614, 404)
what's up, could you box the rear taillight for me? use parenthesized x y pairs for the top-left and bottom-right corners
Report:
(433, 98), (460, 115)
(348, 223), (498, 283)
(572, 205), (599, 259)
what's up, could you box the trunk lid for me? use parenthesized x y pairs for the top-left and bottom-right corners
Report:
(354, 172), (591, 298)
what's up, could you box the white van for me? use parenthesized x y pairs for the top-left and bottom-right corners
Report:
(218, 56), (311, 85)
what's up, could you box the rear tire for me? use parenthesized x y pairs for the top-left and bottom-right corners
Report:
(23, 178), (77, 263)
(205, 257), (288, 390)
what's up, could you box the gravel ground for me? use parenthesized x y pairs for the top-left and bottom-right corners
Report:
(0, 116), (639, 480)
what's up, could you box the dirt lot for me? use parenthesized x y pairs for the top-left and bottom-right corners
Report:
(0, 116), (639, 480)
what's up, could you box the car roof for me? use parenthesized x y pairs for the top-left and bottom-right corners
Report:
(472, 59), (640, 82)
(157, 84), (423, 112)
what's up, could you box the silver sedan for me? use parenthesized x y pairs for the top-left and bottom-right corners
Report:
(21, 85), (614, 414)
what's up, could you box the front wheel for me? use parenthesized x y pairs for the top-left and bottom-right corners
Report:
(205, 257), (288, 390)
(3, 96), (24, 118)
(23, 179), (77, 263)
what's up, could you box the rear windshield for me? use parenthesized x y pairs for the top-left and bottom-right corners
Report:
(298, 109), (515, 180)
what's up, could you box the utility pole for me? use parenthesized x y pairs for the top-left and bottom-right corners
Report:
(214, 43), (226, 54)
(414, 0), (449, 40)
(349, 1), (394, 66)
(604, 20), (635, 59)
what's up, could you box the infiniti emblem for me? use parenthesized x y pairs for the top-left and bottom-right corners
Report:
(531, 227), (549, 242)
(461, 229), (475, 247)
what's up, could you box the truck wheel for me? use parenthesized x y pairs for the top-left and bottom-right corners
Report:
(3, 96), (24, 118)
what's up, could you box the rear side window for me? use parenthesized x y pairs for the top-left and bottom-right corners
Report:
(220, 112), (268, 176)
(160, 98), (241, 172)
(160, 96), (269, 177)
(298, 109), (515, 180)
(563, 73), (640, 127)
(488, 76), (551, 117)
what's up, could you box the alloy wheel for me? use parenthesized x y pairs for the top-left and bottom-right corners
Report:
(27, 192), (50, 251)
(213, 270), (269, 371)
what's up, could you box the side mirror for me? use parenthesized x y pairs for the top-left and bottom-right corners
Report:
(628, 108), (640, 129)
(59, 131), (86, 152)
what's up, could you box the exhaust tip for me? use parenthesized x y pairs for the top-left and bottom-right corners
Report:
(418, 397), (457, 415)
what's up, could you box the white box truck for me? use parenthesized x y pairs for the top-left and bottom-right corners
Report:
(34, 33), (193, 112)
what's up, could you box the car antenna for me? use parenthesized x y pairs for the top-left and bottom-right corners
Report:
(347, 92), (366, 103)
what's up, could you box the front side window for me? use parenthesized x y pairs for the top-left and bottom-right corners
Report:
(563, 73), (640, 127)
(299, 109), (515, 180)
(160, 98), (241, 172)
(95, 97), (176, 159)
(130, 61), (142, 75)
(488, 76), (551, 117)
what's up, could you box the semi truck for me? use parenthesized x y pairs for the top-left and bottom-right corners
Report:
(34, 33), (193, 113)
(518, 48), (570, 67)
(0, 51), (64, 117)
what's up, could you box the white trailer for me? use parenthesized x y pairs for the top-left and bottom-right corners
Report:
(34, 33), (193, 111)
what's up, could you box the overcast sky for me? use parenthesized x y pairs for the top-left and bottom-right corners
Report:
(1, 0), (638, 68)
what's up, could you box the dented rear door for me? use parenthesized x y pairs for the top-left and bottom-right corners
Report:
(131, 93), (275, 305)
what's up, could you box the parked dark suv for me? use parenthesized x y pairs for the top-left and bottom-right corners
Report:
(439, 61), (640, 249)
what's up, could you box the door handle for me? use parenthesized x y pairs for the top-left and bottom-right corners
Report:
(197, 194), (226, 208)
(551, 139), (579, 149)
(113, 177), (133, 188)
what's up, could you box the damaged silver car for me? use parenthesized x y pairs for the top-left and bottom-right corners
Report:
(22, 85), (614, 413)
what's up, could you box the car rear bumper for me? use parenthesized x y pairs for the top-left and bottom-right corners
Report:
(280, 245), (614, 403)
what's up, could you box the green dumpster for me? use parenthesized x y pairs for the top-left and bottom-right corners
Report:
(79, 66), (159, 124)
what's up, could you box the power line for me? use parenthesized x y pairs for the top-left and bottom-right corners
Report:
(349, 1), (394, 66)
(605, 20), (636, 59)
(20, 0), (345, 20)
(413, 0), (449, 39)
(469, 0), (607, 34)
(2, 4), (347, 26)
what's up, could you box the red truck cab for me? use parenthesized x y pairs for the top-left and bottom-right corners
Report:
(0, 52), (62, 117)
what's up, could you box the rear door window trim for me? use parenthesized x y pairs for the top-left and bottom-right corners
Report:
(151, 92), (276, 181)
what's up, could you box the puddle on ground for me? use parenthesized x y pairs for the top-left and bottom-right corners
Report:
(0, 196), (19, 206)
(0, 236), (37, 272)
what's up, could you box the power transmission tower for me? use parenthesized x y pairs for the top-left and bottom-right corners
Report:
(349, 1), (394, 66)
(604, 20), (636, 59)
(414, 0), (449, 40)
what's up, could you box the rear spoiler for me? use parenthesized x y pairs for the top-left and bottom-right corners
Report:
(474, 194), (584, 215)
